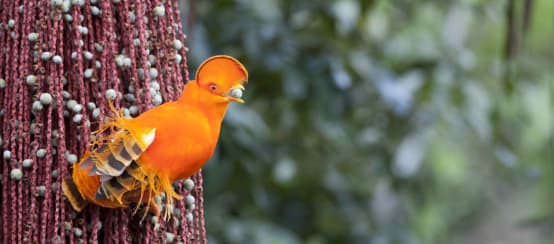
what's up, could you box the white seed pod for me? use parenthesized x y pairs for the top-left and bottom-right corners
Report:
(172, 206), (181, 217)
(122, 108), (130, 118)
(229, 88), (243, 99)
(133, 38), (140, 46)
(175, 54), (182, 64)
(129, 11), (136, 23)
(83, 51), (93, 60)
(0, 78), (6, 88)
(29, 123), (36, 134)
(78, 26), (88, 35)
(129, 105), (138, 116)
(51, 169), (58, 178)
(92, 108), (100, 119)
(115, 55), (125, 67)
(124, 93), (135, 102)
(185, 195), (195, 206)
(86, 102), (96, 110)
(152, 94), (162, 106)
(153, 6), (165, 17)
(187, 203), (196, 210)
(52, 0), (63, 7)
(149, 68), (158, 79)
(8, 19), (15, 28)
(52, 55), (63, 64)
(96, 221), (103, 231)
(64, 14), (73, 22)
(32, 101), (43, 112)
(165, 232), (175, 243)
(62, 90), (71, 99)
(36, 185), (46, 197)
(66, 153), (77, 164)
(73, 114), (83, 123)
(64, 221), (72, 231)
(186, 212), (193, 222)
(71, 52), (78, 60)
(28, 32), (39, 41)
(52, 138), (59, 147)
(22, 159), (33, 168)
(105, 89), (117, 100)
(173, 218), (180, 228)
(91, 6), (101, 16)
(18, 5), (23, 13)
(112, 0), (120, 3)
(151, 216), (158, 225)
(183, 178), (194, 191)
(40, 93), (53, 105)
(94, 43), (103, 52)
(137, 69), (145, 80)
(61, 1), (70, 12)
(90, 0), (98, 4)
(73, 228), (82, 237)
(71, 0), (84, 7)
(3, 150), (11, 159)
(123, 57), (131, 67)
(72, 104), (82, 113)
(36, 149), (47, 158)
(95, 60), (101, 69)
(150, 81), (160, 91)
(41, 52), (53, 60)
(26, 75), (37, 86)
(84, 68), (94, 79)
(147, 55), (155, 66)
(149, 87), (157, 97)
(10, 168), (22, 180)
(66, 99), (78, 110)
(173, 39), (183, 50)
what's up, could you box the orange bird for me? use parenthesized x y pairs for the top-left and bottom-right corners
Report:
(62, 55), (248, 217)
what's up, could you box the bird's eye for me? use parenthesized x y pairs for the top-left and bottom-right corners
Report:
(209, 84), (218, 92)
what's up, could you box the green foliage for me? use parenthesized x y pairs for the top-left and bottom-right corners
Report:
(183, 0), (554, 243)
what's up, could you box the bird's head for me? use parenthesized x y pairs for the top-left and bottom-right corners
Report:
(195, 55), (248, 104)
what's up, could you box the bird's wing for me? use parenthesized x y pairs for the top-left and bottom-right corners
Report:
(79, 117), (156, 204)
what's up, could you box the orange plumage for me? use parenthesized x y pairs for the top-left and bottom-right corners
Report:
(62, 55), (248, 217)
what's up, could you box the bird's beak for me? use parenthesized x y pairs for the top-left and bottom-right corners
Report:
(226, 84), (245, 103)
(229, 97), (244, 103)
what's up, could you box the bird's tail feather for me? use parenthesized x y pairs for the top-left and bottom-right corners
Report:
(62, 175), (88, 212)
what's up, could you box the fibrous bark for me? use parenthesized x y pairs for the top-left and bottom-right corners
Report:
(0, 0), (206, 243)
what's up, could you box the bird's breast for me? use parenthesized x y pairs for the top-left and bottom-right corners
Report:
(137, 116), (218, 181)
